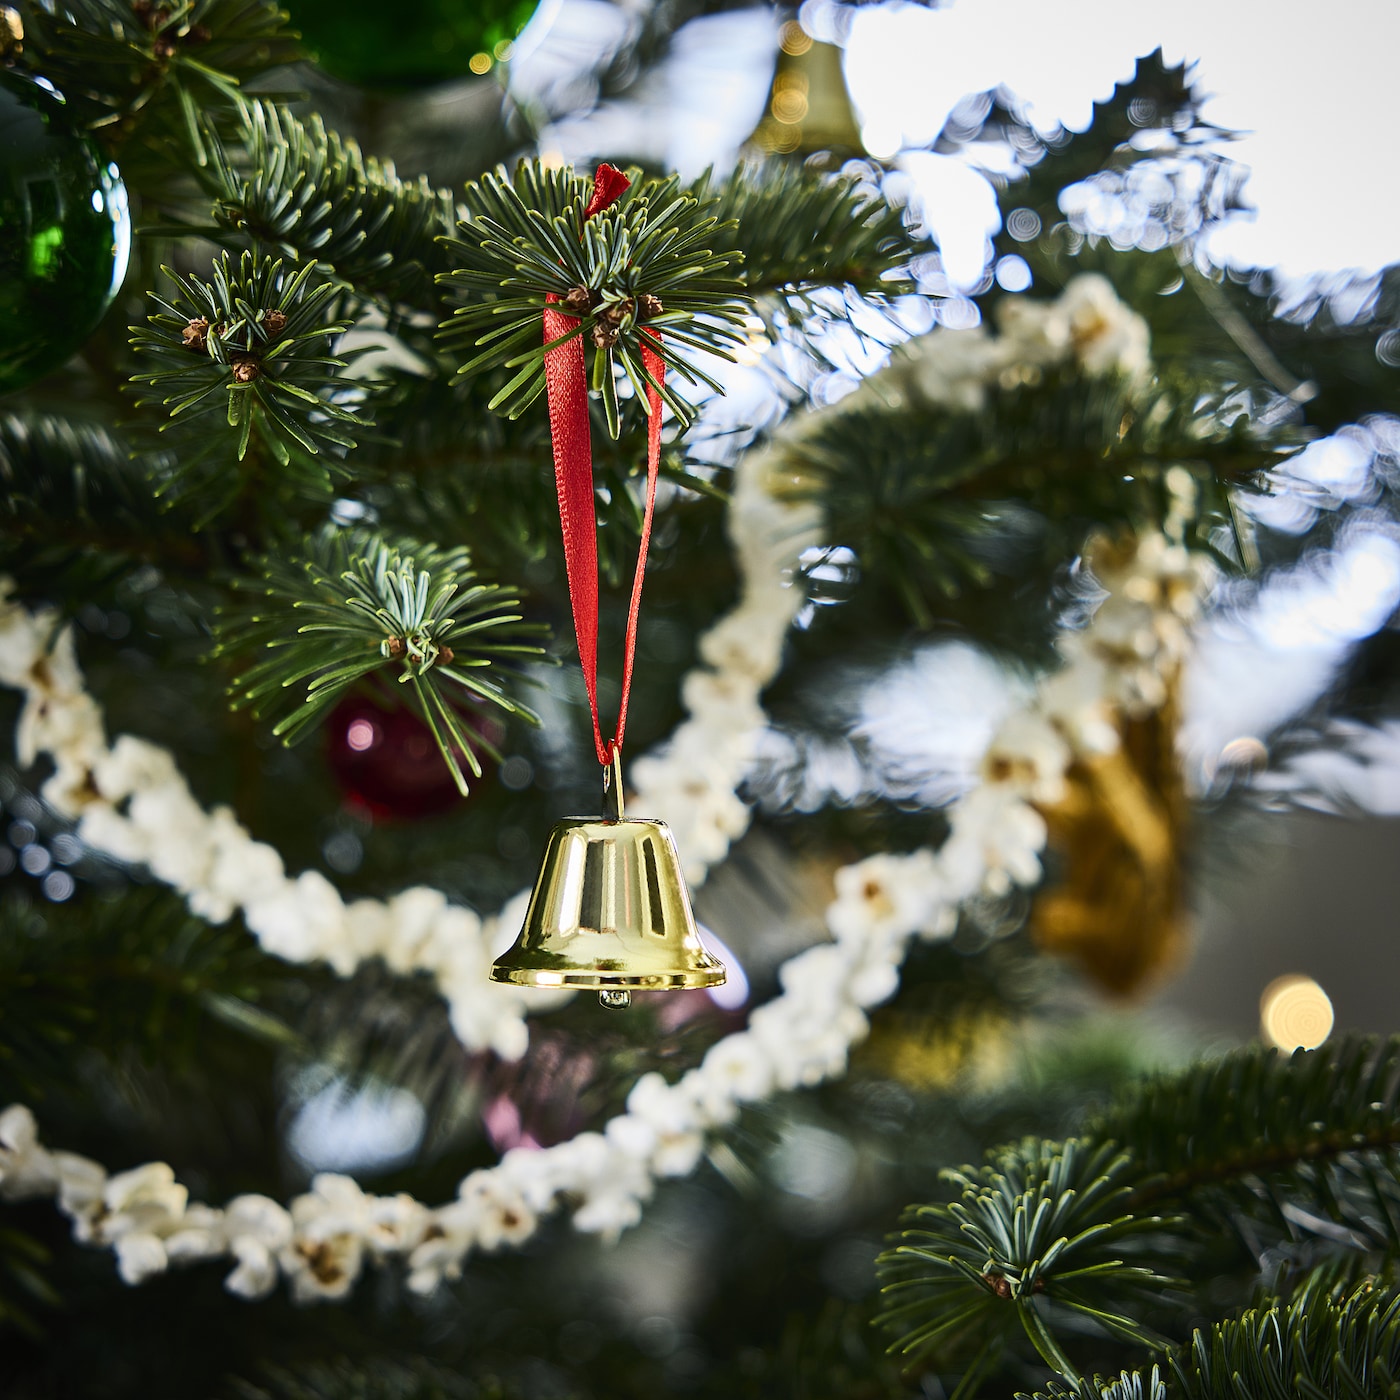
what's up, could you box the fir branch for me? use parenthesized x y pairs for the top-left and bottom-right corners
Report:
(785, 369), (1287, 627)
(225, 1356), (508, 1400)
(287, 963), (484, 1173)
(877, 1039), (1400, 1392)
(217, 527), (545, 795)
(1205, 264), (1400, 437)
(129, 251), (372, 475)
(0, 889), (297, 1104)
(199, 101), (457, 308)
(701, 159), (922, 297)
(356, 373), (707, 581)
(0, 1223), (57, 1340)
(0, 415), (147, 526)
(697, 1298), (912, 1400)
(0, 413), (203, 592)
(437, 160), (750, 433)
(988, 50), (1221, 261)
(877, 1138), (1183, 1382)
(1169, 1274), (1400, 1400)
(1019, 1369), (1167, 1400)
(13, 0), (299, 140)
(1016, 1277), (1400, 1400)
(1097, 1037), (1400, 1250)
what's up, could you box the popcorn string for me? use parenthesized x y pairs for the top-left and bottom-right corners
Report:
(0, 277), (1202, 1301)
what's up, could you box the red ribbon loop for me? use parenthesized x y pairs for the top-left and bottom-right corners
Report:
(544, 164), (666, 769)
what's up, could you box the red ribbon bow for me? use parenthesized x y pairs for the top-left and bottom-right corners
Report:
(543, 164), (665, 770)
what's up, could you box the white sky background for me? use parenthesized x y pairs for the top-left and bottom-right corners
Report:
(518, 0), (1400, 281)
(845, 0), (1400, 280)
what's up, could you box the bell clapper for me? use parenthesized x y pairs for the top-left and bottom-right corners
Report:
(599, 989), (631, 1010)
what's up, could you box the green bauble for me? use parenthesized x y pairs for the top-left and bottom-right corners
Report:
(289, 0), (541, 88)
(0, 66), (131, 395)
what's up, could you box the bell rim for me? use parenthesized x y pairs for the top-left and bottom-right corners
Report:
(488, 966), (726, 990)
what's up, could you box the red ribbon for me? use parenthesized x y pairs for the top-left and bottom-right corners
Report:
(543, 164), (665, 769)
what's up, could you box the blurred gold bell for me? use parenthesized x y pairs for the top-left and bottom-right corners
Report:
(746, 19), (865, 162)
(490, 760), (724, 1009)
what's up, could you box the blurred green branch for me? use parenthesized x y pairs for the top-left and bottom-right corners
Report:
(12, 0), (299, 143)
(0, 889), (298, 1105)
(784, 368), (1288, 628)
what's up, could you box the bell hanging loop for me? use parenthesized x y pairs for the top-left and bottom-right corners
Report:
(490, 748), (725, 1010)
(602, 743), (625, 822)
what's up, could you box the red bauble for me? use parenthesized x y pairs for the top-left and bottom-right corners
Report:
(326, 692), (495, 821)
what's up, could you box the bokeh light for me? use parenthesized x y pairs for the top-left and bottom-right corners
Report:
(287, 1075), (427, 1175)
(1260, 974), (1335, 1051)
(345, 718), (377, 752)
(698, 926), (748, 1010)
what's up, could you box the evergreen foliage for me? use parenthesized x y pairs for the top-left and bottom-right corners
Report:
(0, 1222), (56, 1339)
(439, 160), (750, 432)
(985, 49), (1233, 279)
(1, 3), (1397, 1395)
(130, 251), (371, 477)
(702, 158), (916, 297)
(201, 101), (458, 309)
(13, 0), (299, 135)
(0, 414), (183, 596)
(1021, 1368), (1167, 1400)
(0, 888), (296, 1105)
(784, 367), (1286, 625)
(878, 1138), (1182, 1380)
(1095, 1034), (1400, 1240)
(217, 529), (544, 791)
(225, 1356), (516, 1400)
(1017, 1276), (1400, 1400)
(1169, 1276), (1400, 1400)
(879, 1039), (1400, 1394)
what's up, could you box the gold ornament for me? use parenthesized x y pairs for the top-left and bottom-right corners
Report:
(859, 1006), (1017, 1094)
(494, 164), (725, 1010)
(491, 752), (725, 1009)
(1, 7), (24, 61)
(1029, 689), (1189, 998)
(747, 20), (865, 161)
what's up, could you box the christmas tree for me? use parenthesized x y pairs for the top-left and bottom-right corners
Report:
(2, 0), (1399, 1396)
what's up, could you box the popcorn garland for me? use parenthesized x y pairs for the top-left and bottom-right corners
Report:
(845, 272), (1152, 418)
(0, 531), (1208, 1301)
(0, 277), (1205, 1302)
(0, 619), (551, 1059)
(0, 429), (817, 1059)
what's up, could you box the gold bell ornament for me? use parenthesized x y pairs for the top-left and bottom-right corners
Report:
(491, 750), (725, 1009)
(746, 18), (866, 163)
(488, 162), (725, 1009)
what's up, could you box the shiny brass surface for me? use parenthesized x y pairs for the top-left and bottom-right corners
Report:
(490, 816), (726, 991)
(746, 25), (865, 161)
